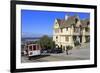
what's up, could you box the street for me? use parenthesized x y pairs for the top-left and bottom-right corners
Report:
(21, 44), (90, 63)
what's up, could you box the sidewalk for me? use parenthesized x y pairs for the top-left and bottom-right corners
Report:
(51, 43), (90, 59)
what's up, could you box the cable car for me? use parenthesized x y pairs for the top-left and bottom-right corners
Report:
(24, 44), (41, 59)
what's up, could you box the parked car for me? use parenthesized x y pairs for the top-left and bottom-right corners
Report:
(41, 48), (63, 54)
(41, 48), (48, 53)
(49, 48), (63, 54)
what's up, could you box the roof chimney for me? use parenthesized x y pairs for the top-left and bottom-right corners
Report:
(65, 14), (69, 20)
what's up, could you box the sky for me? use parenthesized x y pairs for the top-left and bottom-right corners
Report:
(21, 10), (90, 37)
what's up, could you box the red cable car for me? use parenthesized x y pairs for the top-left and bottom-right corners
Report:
(24, 44), (41, 58)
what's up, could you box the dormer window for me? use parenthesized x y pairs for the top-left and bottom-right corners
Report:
(56, 22), (57, 24)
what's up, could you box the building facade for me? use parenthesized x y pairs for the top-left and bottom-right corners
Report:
(53, 15), (90, 50)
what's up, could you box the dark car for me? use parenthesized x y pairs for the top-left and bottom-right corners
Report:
(41, 48), (63, 54)
(41, 49), (48, 53)
(49, 48), (63, 54)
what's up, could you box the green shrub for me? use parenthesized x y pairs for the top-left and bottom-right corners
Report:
(74, 41), (80, 46)
(85, 37), (90, 43)
(66, 45), (73, 50)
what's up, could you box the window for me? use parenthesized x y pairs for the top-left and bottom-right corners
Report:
(29, 46), (32, 51)
(85, 27), (90, 32)
(74, 27), (79, 33)
(56, 36), (58, 41)
(33, 45), (36, 50)
(61, 28), (63, 32)
(65, 36), (69, 41)
(56, 22), (57, 24)
(37, 45), (39, 50)
(56, 36), (58, 39)
(73, 36), (77, 41)
(66, 27), (68, 31)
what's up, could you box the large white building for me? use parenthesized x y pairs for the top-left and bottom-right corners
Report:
(53, 15), (90, 50)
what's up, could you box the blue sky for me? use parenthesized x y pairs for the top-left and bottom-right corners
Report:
(21, 10), (90, 37)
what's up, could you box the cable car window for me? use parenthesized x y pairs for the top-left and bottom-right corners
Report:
(29, 46), (32, 51)
(33, 45), (36, 50)
(37, 45), (39, 50)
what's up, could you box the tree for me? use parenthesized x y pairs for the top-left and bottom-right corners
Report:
(37, 35), (55, 50)
(32, 41), (37, 44)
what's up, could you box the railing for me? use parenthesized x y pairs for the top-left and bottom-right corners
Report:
(53, 30), (90, 36)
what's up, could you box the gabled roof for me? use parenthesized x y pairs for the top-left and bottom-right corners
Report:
(56, 16), (78, 28)
(56, 15), (89, 28)
(80, 18), (90, 27)
(63, 16), (77, 27)
(56, 19), (65, 27)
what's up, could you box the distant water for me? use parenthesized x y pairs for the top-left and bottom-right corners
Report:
(21, 37), (40, 45)
(21, 35), (53, 45)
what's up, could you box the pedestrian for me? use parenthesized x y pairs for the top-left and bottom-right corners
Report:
(66, 49), (68, 55)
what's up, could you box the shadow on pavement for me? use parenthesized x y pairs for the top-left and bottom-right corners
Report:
(30, 55), (50, 60)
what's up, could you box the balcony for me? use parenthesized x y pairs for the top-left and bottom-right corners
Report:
(53, 29), (90, 36)
(73, 32), (81, 35)
(83, 32), (90, 35)
(54, 31), (71, 35)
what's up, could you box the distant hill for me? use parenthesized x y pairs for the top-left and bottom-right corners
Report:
(22, 32), (53, 38)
